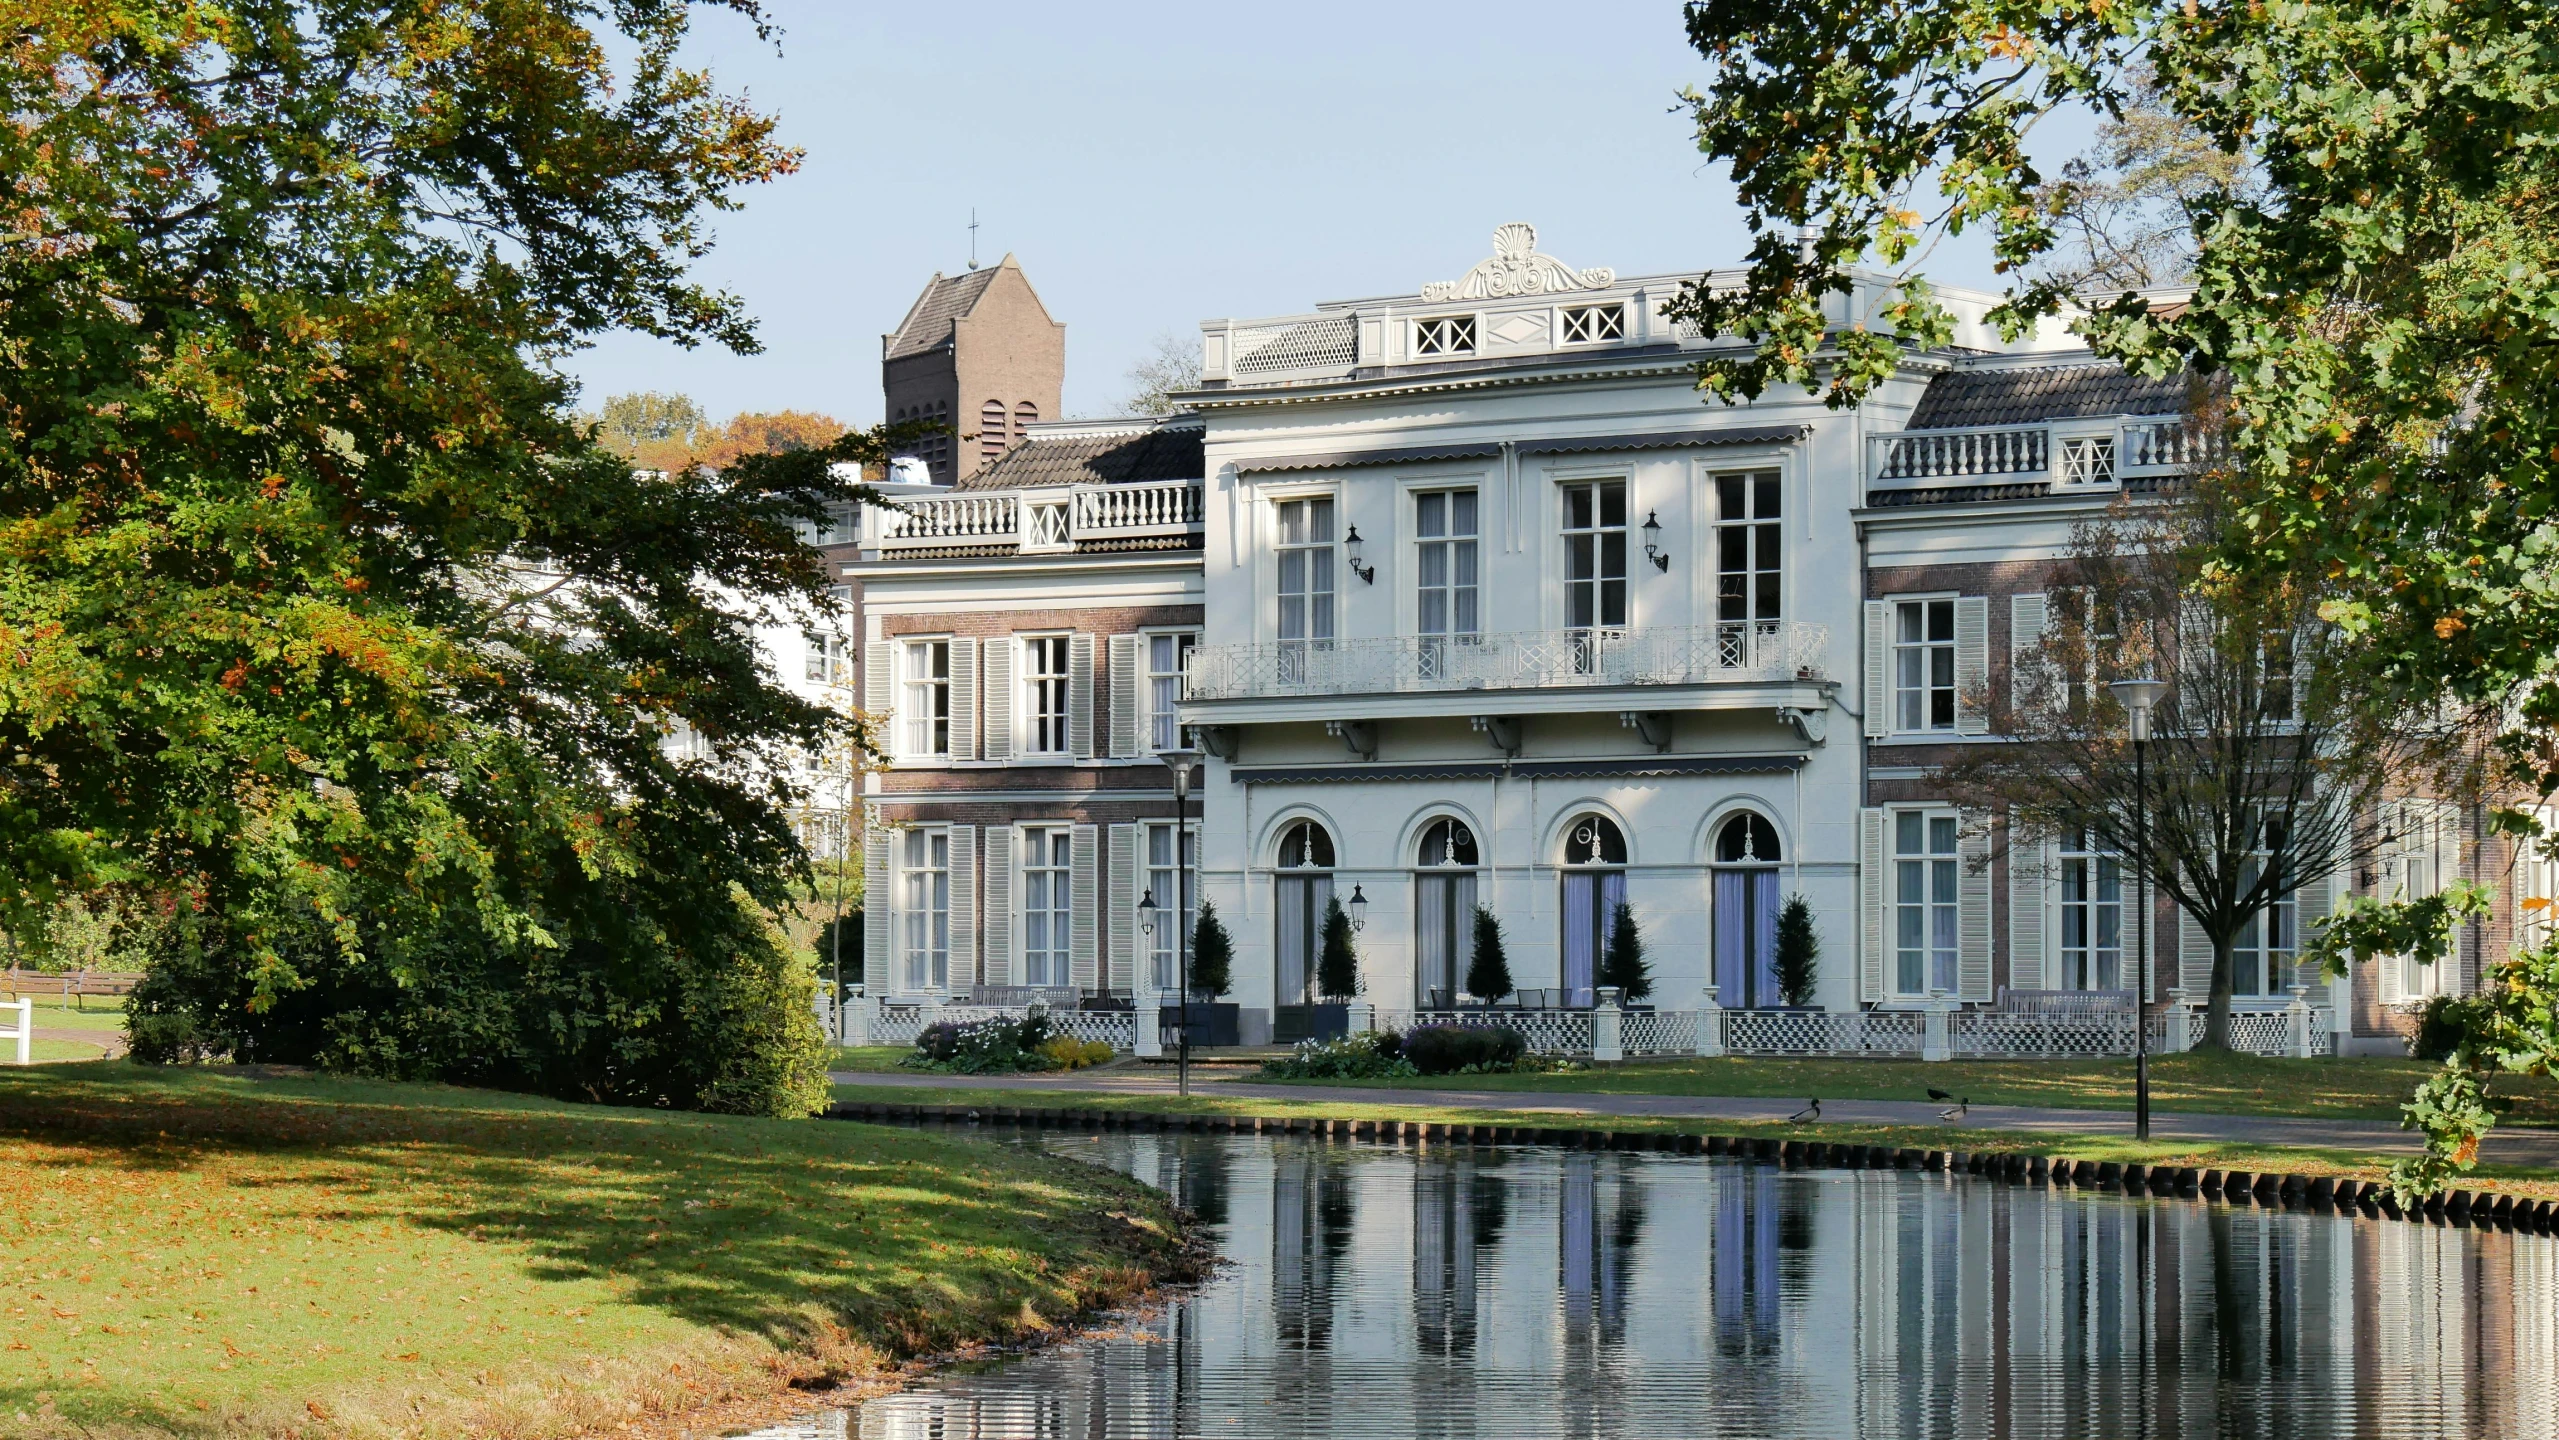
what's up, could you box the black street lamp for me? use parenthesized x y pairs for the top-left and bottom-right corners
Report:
(1162, 747), (1201, 1096)
(2110, 675), (2167, 1141)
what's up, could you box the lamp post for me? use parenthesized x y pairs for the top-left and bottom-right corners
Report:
(2110, 675), (2167, 1141)
(1162, 747), (1201, 1096)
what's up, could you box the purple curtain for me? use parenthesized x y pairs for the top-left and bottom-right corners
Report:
(1713, 870), (1749, 1008)
(1563, 873), (1595, 1005)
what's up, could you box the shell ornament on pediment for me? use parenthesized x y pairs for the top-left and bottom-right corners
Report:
(1420, 222), (1616, 303)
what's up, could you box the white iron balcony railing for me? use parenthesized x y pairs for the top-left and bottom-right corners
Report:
(1866, 416), (2224, 492)
(1184, 621), (1828, 701)
(869, 480), (1203, 557)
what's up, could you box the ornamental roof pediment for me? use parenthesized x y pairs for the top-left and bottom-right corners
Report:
(1420, 222), (1615, 303)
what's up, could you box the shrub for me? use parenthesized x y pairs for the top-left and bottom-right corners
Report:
(1038, 1034), (1115, 1070)
(1465, 905), (1513, 1000)
(1189, 900), (1234, 999)
(2410, 993), (2492, 1062)
(1597, 901), (1653, 1001)
(1399, 1023), (1528, 1075)
(1317, 896), (1360, 1000)
(1774, 894), (1821, 1006)
(903, 1013), (1060, 1074)
(1257, 1029), (1415, 1080)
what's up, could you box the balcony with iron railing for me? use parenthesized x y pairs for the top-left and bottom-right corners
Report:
(864, 479), (1203, 559)
(1182, 620), (1830, 718)
(1864, 415), (2222, 501)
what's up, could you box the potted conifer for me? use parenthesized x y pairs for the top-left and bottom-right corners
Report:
(1310, 894), (1360, 1039)
(1175, 900), (1240, 1047)
(1597, 900), (1654, 1008)
(1465, 904), (1513, 1006)
(1773, 894), (1821, 1010)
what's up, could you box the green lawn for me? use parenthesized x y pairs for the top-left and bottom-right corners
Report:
(1251, 1050), (2559, 1126)
(831, 1081), (2559, 1202)
(4, 994), (130, 1033)
(2, 1063), (1187, 1440)
(830, 1045), (916, 1073)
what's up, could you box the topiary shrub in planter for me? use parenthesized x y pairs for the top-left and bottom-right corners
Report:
(1400, 1023), (1529, 1075)
(1465, 904), (1513, 1003)
(1774, 893), (1821, 1008)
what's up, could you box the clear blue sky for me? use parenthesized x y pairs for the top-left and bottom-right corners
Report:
(565, 1), (2055, 426)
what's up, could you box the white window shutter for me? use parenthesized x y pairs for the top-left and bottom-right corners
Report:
(2294, 865), (2333, 992)
(865, 640), (894, 724)
(1959, 816), (1993, 1001)
(981, 826), (1014, 986)
(2178, 896), (2214, 996)
(1070, 825), (1099, 990)
(2009, 591), (2048, 719)
(1863, 601), (1891, 739)
(1859, 808), (1887, 1001)
(1109, 823), (1141, 995)
(2009, 831), (2048, 993)
(946, 824), (977, 993)
(1069, 633), (1096, 760)
(947, 640), (978, 762)
(1954, 595), (1991, 735)
(863, 832), (892, 992)
(982, 638), (1014, 761)
(1109, 635), (1143, 758)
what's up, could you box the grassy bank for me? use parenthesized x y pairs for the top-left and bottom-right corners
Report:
(1, 1064), (1188, 1439)
(829, 1081), (2559, 1203)
(1250, 1051), (2559, 1127)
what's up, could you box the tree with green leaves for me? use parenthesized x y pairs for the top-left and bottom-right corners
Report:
(1598, 902), (1652, 1003)
(0, 1), (923, 1114)
(1773, 895), (1820, 1008)
(1317, 897), (1360, 1002)
(1465, 904), (1513, 1002)
(1189, 900), (1234, 1001)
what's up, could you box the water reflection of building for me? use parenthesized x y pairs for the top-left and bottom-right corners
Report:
(1273, 1144), (1352, 1352)
(1713, 1163), (1782, 1358)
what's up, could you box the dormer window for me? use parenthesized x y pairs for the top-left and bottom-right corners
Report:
(1413, 315), (1476, 357)
(1560, 303), (1626, 344)
(2058, 435), (2118, 485)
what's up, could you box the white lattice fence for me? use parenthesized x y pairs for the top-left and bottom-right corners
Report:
(1951, 1012), (2138, 1059)
(1380, 1009), (1596, 1056)
(866, 1004), (1135, 1053)
(1722, 1009), (1924, 1056)
(2224, 1009), (2299, 1057)
(1052, 1010), (1136, 1052)
(1621, 1010), (1700, 1055)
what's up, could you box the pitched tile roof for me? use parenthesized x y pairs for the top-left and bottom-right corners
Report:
(959, 426), (1205, 491)
(884, 268), (1001, 361)
(1906, 362), (2195, 429)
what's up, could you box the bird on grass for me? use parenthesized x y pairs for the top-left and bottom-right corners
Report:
(1938, 1097), (1970, 1122)
(1926, 1086), (1956, 1103)
(1788, 1098), (1821, 1123)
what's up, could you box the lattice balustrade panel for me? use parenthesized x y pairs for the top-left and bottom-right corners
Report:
(2223, 1010), (2299, 1057)
(1053, 1010), (1136, 1052)
(1621, 1010), (1699, 1055)
(1951, 1011), (2136, 1059)
(870, 1005), (927, 1048)
(1386, 1009), (1598, 1055)
(1723, 1009), (1923, 1056)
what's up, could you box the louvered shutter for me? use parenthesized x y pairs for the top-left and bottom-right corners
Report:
(1109, 823), (1141, 996)
(982, 637), (1014, 761)
(1959, 816), (1993, 1000)
(1109, 635), (1143, 759)
(865, 640), (894, 727)
(2178, 894), (2214, 996)
(863, 832), (892, 992)
(2009, 831), (2048, 992)
(947, 640), (978, 762)
(1954, 595), (1991, 736)
(1069, 633), (1096, 760)
(1070, 825), (1099, 989)
(2009, 592), (2049, 720)
(946, 825), (977, 993)
(1864, 601), (1892, 738)
(982, 826), (1014, 986)
(1859, 808), (1887, 1001)
(2177, 598), (2217, 695)
(2294, 864), (2333, 992)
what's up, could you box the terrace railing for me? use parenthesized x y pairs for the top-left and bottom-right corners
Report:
(871, 480), (1202, 557)
(1185, 621), (1829, 702)
(1867, 416), (2226, 495)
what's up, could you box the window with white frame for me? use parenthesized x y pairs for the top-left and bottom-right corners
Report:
(902, 639), (950, 758)
(1559, 303), (1626, 345)
(2380, 801), (2452, 1001)
(1415, 488), (1479, 657)
(2057, 435), (2117, 485)
(1714, 471), (1781, 663)
(1561, 480), (1628, 640)
(1021, 825), (1072, 987)
(2046, 588), (2122, 716)
(1145, 821), (1198, 992)
(1147, 632), (1197, 752)
(1413, 315), (1476, 357)
(2258, 628), (2297, 723)
(1893, 811), (1960, 995)
(804, 631), (847, 684)
(901, 828), (949, 992)
(1276, 497), (1336, 656)
(2057, 826), (2123, 990)
(1894, 598), (1957, 732)
(2230, 810), (2298, 998)
(1023, 635), (1070, 754)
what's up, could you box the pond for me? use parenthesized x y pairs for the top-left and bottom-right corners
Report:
(782, 1129), (2559, 1439)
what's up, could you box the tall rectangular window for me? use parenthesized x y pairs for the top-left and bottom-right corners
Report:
(1024, 635), (1069, 754)
(1145, 822), (1198, 993)
(2259, 629), (2297, 722)
(902, 640), (950, 758)
(1894, 811), (1959, 995)
(901, 828), (949, 993)
(1715, 471), (1781, 666)
(2057, 827), (2122, 990)
(1894, 599), (1957, 732)
(1021, 826), (1072, 988)
(804, 631), (846, 684)
(1415, 488), (1480, 660)
(1276, 498), (1335, 679)
(1148, 632), (1197, 752)
(1561, 480), (1628, 634)
(2231, 812), (2297, 997)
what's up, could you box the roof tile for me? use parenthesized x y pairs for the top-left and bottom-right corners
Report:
(959, 428), (1205, 491)
(1907, 362), (2195, 429)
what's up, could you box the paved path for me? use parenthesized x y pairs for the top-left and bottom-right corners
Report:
(830, 1067), (2559, 1170)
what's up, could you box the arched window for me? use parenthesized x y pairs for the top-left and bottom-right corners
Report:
(1414, 818), (1479, 1008)
(1274, 820), (1335, 1021)
(1714, 813), (1781, 864)
(1015, 399), (1039, 436)
(1559, 815), (1625, 1006)
(980, 399), (1008, 457)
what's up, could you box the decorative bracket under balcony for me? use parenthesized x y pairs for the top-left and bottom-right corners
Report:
(1775, 704), (1828, 746)
(1325, 720), (1378, 760)
(1471, 715), (1524, 757)
(1618, 711), (1671, 753)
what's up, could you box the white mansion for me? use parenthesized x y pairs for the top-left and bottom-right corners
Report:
(827, 225), (2526, 1057)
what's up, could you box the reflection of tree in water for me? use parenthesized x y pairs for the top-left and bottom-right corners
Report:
(1273, 1144), (1352, 1351)
(1172, 1131), (1231, 1231)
